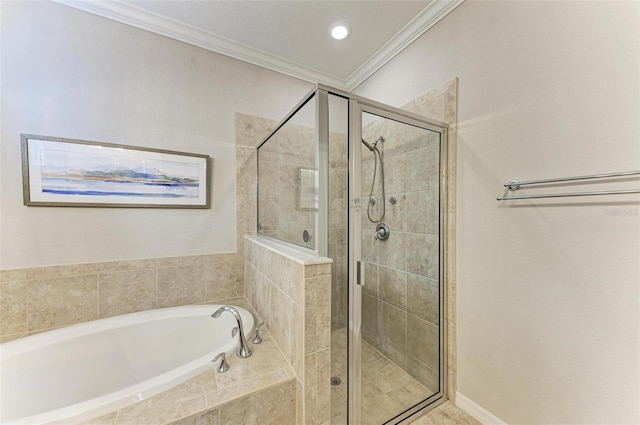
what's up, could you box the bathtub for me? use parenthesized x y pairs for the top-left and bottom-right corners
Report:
(0, 304), (255, 425)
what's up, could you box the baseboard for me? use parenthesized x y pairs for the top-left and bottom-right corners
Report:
(455, 392), (508, 425)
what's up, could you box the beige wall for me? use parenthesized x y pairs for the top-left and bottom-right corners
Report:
(356, 1), (640, 424)
(0, 1), (312, 269)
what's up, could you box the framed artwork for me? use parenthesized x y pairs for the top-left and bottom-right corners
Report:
(21, 134), (210, 208)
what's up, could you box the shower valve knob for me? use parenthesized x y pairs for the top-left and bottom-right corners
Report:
(375, 223), (390, 241)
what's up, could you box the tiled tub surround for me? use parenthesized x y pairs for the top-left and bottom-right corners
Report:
(4, 303), (253, 424)
(0, 253), (244, 343)
(244, 235), (332, 425)
(75, 308), (297, 425)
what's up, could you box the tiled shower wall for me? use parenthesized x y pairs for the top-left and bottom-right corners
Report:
(256, 121), (316, 248)
(235, 112), (349, 330)
(359, 78), (458, 397)
(0, 253), (244, 343)
(236, 78), (458, 399)
(360, 121), (442, 391)
(406, 78), (458, 401)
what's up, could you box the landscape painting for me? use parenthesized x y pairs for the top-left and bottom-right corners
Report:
(21, 135), (210, 208)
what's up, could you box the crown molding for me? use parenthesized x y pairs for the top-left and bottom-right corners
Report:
(51, 0), (346, 88)
(345, 0), (465, 91)
(52, 0), (463, 92)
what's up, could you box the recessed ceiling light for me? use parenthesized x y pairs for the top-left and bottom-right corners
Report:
(329, 22), (350, 40)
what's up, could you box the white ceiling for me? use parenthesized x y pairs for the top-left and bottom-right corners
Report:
(54, 0), (463, 90)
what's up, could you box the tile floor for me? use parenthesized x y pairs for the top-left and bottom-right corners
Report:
(330, 329), (478, 424)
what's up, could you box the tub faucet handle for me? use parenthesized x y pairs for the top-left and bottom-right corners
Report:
(252, 322), (265, 344)
(212, 352), (229, 373)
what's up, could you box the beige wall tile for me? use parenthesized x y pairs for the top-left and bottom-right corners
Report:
(407, 314), (439, 371)
(384, 153), (407, 194)
(304, 353), (318, 425)
(316, 348), (331, 424)
(316, 275), (332, 352)
(406, 233), (439, 280)
(407, 273), (439, 325)
(157, 265), (205, 308)
(204, 256), (243, 302)
(404, 145), (440, 193)
(208, 368), (290, 409)
(296, 380), (304, 425)
(361, 230), (378, 263)
(218, 379), (296, 425)
(291, 302), (304, 380)
(235, 113), (275, 148)
(406, 190), (439, 235)
(304, 278), (318, 354)
(382, 193), (407, 232)
(362, 261), (379, 298)
(96, 259), (157, 273)
(304, 275), (331, 354)
(378, 231), (406, 271)
(98, 269), (156, 318)
(0, 269), (27, 282)
(73, 412), (118, 425)
(0, 333), (27, 343)
(379, 266), (407, 310)
(256, 272), (271, 327)
(377, 301), (407, 369)
(0, 280), (28, 336)
(255, 246), (273, 281)
(28, 275), (98, 332)
(26, 263), (97, 280)
(407, 355), (439, 393)
(115, 370), (208, 425)
(157, 255), (205, 268)
(213, 338), (291, 394)
(362, 293), (379, 346)
(169, 408), (219, 425)
(244, 262), (257, 309)
(270, 283), (292, 361)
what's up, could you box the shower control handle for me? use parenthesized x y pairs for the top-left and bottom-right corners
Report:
(375, 223), (390, 241)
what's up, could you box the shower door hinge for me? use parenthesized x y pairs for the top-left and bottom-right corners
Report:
(356, 261), (364, 286)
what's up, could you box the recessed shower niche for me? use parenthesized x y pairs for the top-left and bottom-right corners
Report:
(257, 85), (448, 424)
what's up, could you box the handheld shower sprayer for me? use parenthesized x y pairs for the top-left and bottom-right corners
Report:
(361, 136), (386, 223)
(362, 138), (375, 152)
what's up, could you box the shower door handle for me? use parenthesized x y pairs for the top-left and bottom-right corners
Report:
(356, 261), (364, 286)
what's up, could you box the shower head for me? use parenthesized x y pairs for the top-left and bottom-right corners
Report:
(373, 136), (385, 148)
(361, 138), (375, 152)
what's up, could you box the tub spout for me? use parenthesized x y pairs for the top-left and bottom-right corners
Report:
(211, 306), (252, 358)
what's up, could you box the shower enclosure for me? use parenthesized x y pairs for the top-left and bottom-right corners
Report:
(256, 85), (447, 424)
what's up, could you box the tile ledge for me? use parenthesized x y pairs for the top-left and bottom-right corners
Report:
(245, 235), (333, 266)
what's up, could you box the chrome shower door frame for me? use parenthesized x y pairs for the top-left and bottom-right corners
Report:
(345, 96), (449, 424)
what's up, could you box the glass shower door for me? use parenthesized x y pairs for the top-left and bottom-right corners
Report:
(349, 102), (446, 424)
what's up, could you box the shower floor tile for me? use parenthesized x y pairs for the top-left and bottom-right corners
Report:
(331, 329), (442, 424)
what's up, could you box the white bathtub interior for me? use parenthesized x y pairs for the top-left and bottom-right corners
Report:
(1, 304), (254, 425)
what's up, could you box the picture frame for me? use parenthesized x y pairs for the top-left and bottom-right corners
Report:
(21, 134), (211, 208)
(298, 167), (318, 210)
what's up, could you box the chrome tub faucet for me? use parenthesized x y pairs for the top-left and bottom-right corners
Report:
(211, 306), (252, 358)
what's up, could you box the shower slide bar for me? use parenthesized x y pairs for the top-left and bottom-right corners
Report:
(496, 170), (640, 201)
